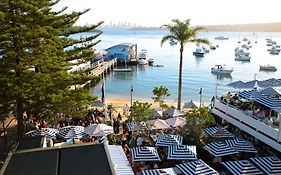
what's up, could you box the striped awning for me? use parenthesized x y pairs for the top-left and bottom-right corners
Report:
(176, 159), (219, 175)
(250, 156), (281, 175)
(25, 128), (58, 139)
(204, 141), (238, 157)
(167, 145), (197, 160)
(57, 126), (86, 139)
(238, 90), (263, 100)
(254, 97), (281, 109)
(141, 168), (177, 175)
(155, 134), (183, 147)
(225, 138), (257, 153)
(204, 126), (234, 138)
(223, 160), (263, 175)
(131, 147), (160, 162)
(126, 122), (145, 132)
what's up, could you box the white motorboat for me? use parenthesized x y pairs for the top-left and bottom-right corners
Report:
(169, 39), (177, 45)
(242, 38), (248, 42)
(268, 46), (280, 55)
(215, 36), (229, 40)
(259, 65), (277, 71)
(211, 65), (233, 74)
(202, 46), (210, 53)
(235, 55), (251, 61)
(138, 49), (149, 65)
(193, 47), (205, 57)
(241, 44), (250, 50)
(235, 47), (250, 57)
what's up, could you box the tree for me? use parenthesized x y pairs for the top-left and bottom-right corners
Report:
(0, 0), (102, 139)
(180, 107), (215, 146)
(152, 86), (170, 110)
(161, 19), (209, 109)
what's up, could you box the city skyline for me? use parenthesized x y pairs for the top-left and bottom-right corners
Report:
(54, 0), (281, 27)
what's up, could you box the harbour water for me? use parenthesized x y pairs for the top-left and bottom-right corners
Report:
(74, 30), (281, 104)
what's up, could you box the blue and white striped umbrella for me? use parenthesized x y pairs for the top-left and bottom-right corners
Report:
(25, 128), (58, 139)
(238, 90), (263, 100)
(96, 136), (107, 144)
(225, 138), (257, 153)
(255, 96), (281, 109)
(131, 146), (160, 162)
(126, 122), (144, 132)
(223, 160), (263, 175)
(260, 78), (281, 88)
(167, 145), (197, 160)
(250, 156), (281, 175)
(155, 134), (183, 147)
(259, 87), (281, 97)
(141, 168), (177, 175)
(228, 81), (246, 89)
(84, 124), (113, 136)
(204, 141), (238, 157)
(176, 159), (219, 175)
(204, 126), (234, 138)
(57, 126), (86, 139)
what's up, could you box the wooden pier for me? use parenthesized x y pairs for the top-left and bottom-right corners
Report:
(90, 58), (117, 76)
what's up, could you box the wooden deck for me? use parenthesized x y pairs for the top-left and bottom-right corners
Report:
(90, 59), (116, 76)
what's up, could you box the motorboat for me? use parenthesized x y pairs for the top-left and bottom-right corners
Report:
(259, 65), (277, 71)
(193, 47), (205, 57)
(241, 44), (250, 50)
(242, 38), (248, 42)
(235, 47), (250, 57)
(202, 46), (210, 53)
(138, 49), (149, 65)
(268, 46), (280, 55)
(235, 55), (251, 61)
(148, 58), (154, 65)
(169, 39), (177, 45)
(210, 45), (216, 50)
(215, 36), (229, 40)
(211, 65), (233, 74)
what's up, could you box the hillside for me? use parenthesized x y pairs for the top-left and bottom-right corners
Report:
(129, 22), (281, 32)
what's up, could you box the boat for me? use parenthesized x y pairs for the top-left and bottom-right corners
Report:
(210, 45), (216, 50)
(235, 55), (251, 61)
(202, 46), (209, 53)
(193, 47), (205, 57)
(242, 38), (248, 42)
(211, 65), (233, 74)
(138, 49), (149, 65)
(235, 47), (250, 57)
(215, 36), (229, 40)
(241, 44), (250, 50)
(268, 46), (280, 55)
(169, 39), (177, 45)
(259, 65), (277, 71)
(148, 58), (154, 65)
(153, 64), (164, 67)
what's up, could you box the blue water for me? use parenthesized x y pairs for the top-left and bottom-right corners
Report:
(73, 30), (281, 103)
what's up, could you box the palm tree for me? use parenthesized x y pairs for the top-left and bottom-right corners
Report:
(161, 19), (210, 109)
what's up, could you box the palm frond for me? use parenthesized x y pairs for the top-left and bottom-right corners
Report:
(160, 35), (175, 47)
(189, 38), (210, 45)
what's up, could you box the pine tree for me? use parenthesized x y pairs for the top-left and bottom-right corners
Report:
(0, 0), (103, 139)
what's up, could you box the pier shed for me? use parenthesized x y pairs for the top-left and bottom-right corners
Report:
(106, 43), (137, 63)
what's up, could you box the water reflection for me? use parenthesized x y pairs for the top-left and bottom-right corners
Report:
(211, 73), (232, 80)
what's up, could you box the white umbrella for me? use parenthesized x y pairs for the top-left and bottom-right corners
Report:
(165, 117), (186, 127)
(182, 100), (198, 109)
(84, 124), (113, 136)
(147, 119), (171, 130)
(165, 108), (184, 117)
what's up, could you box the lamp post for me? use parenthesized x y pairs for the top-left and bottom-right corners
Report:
(199, 88), (202, 108)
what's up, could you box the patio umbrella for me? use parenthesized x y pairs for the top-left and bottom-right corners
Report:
(155, 134), (183, 147)
(147, 119), (171, 130)
(165, 108), (184, 117)
(152, 109), (163, 118)
(182, 100), (198, 109)
(176, 159), (219, 175)
(238, 90), (263, 100)
(204, 141), (238, 157)
(165, 117), (186, 127)
(204, 126), (234, 138)
(250, 156), (281, 175)
(259, 87), (281, 97)
(25, 128), (59, 139)
(228, 81), (246, 89)
(222, 160), (263, 175)
(225, 138), (257, 153)
(131, 146), (160, 162)
(141, 168), (177, 175)
(57, 126), (86, 139)
(167, 145), (197, 160)
(84, 124), (113, 136)
(260, 78), (281, 88)
(254, 96), (281, 109)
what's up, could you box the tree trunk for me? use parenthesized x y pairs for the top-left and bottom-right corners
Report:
(177, 47), (184, 110)
(16, 97), (24, 140)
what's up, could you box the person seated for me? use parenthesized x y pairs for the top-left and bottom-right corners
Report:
(273, 113), (281, 126)
(256, 110), (266, 120)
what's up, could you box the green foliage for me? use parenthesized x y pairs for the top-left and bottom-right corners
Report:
(0, 0), (102, 139)
(181, 107), (215, 146)
(152, 86), (170, 109)
(130, 101), (152, 123)
(160, 19), (210, 109)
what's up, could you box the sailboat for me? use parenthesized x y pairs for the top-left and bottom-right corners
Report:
(114, 60), (132, 72)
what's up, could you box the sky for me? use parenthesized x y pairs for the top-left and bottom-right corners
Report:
(54, 0), (281, 27)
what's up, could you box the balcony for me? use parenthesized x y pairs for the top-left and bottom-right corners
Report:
(211, 99), (281, 152)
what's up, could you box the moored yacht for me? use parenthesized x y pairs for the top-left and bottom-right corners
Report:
(138, 49), (149, 65)
(193, 47), (205, 57)
(169, 39), (177, 45)
(211, 65), (233, 74)
(259, 65), (277, 71)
